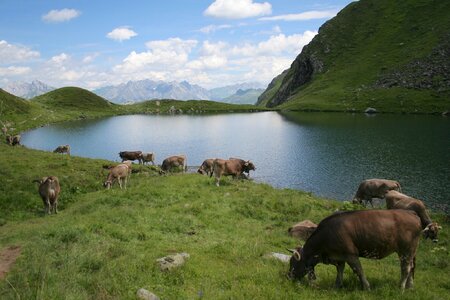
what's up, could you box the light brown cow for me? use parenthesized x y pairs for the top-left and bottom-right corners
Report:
(211, 158), (256, 186)
(140, 152), (155, 165)
(104, 164), (130, 189)
(160, 155), (187, 174)
(33, 176), (61, 215)
(385, 190), (442, 242)
(352, 178), (402, 207)
(53, 144), (71, 156)
(197, 159), (215, 176)
(288, 220), (318, 241)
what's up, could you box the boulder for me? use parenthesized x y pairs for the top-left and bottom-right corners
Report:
(156, 252), (190, 271)
(136, 288), (160, 300)
(288, 220), (318, 240)
(364, 107), (378, 114)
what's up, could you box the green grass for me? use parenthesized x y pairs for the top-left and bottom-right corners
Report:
(0, 142), (449, 299)
(260, 0), (450, 113)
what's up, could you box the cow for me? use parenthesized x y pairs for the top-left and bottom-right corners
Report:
(119, 151), (142, 164)
(140, 152), (155, 165)
(211, 158), (256, 186)
(288, 220), (318, 241)
(103, 163), (130, 189)
(33, 176), (61, 215)
(352, 178), (402, 207)
(288, 210), (422, 290)
(160, 155), (187, 174)
(6, 134), (21, 146)
(197, 159), (215, 176)
(53, 144), (70, 156)
(385, 190), (442, 242)
(229, 157), (255, 178)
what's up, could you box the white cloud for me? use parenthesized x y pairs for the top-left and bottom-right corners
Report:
(259, 10), (338, 21)
(106, 27), (138, 42)
(114, 38), (198, 74)
(50, 53), (70, 64)
(82, 53), (99, 64)
(42, 8), (81, 23)
(204, 0), (272, 19)
(199, 24), (232, 34)
(0, 66), (31, 76)
(0, 40), (40, 63)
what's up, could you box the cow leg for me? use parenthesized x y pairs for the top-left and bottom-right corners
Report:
(54, 200), (58, 214)
(45, 198), (51, 215)
(335, 262), (345, 288)
(215, 176), (220, 187)
(118, 177), (122, 189)
(124, 175), (128, 189)
(347, 256), (370, 290)
(399, 254), (414, 290)
(406, 255), (415, 289)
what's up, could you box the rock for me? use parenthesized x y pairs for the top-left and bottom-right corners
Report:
(156, 252), (190, 271)
(136, 288), (160, 300)
(442, 111), (449, 117)
(364, 107), (377, 114)
(168, 106), (176, 114)
(288, 220), (318, 240)
(155, 100), (160, 106)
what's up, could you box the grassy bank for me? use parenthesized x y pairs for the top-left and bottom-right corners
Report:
(0, 142), (449, 299)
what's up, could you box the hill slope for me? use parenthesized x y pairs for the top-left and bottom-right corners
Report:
(258, 0), (450, 113)
(0, 89), (33, 115)
(221, 88), (264, 105)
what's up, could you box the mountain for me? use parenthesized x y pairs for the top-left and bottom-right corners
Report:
(94, 80), (210, 103)
(32, 87), (115, 111)
(3, 80), (55, 99)
(0, 88), (34, 115)
(220, 88), (265, 105)
(258, 0), (450, 113)
(209, 82), (265, 101)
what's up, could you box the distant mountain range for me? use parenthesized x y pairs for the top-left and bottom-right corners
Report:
(3, 80), (55, 99)
(221, 88), (265, 105)
(2, 79), (266, 104)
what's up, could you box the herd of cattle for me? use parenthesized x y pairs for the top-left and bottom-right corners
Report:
(6, 139), (442, 292)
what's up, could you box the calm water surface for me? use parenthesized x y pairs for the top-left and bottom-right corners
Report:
(22, 112), (450, 212)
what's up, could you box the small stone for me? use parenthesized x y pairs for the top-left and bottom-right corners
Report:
(156, 253), (189, 271)
(136, 288), (159, 300)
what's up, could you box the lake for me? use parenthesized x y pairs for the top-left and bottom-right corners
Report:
(21, 112), (450, 213)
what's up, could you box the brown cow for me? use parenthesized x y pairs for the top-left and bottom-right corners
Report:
(160, 155), (187, 174)
(352, 178), (402, 207)
(119, 151), (142, 164)
(197, 159), (214, 176)
(288, 220), (318, 241)
(211, 158), (256, 186)
(288, 210), (422, 290)
(6, 134), (21, 146)
(385, 190), (442, 242)
(33, 176), (61, 215)
(53, 144), (70, 156)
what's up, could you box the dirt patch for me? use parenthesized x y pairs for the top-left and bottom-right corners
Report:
(0, 245), (21, 280)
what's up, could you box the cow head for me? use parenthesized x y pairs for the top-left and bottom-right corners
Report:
(103, 181), (112, 189)
(423, 222), (442, 243)
(244, 161), (256, 172)
(287, 247), (316, 281)
(197, 167), (206, 175)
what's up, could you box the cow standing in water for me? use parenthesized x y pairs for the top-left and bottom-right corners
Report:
(288, 210), (422, 290)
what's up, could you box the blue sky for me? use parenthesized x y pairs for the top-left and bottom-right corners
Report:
(0, 0), (354, 89)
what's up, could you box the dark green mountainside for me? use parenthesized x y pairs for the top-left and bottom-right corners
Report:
(258, 0), (450, 113)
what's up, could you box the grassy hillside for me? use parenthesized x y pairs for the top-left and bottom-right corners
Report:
(0, 142), (449, 299)
(259, 0), (450, 113)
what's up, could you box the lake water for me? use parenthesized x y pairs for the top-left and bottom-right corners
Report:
(21, 112), (450, 213)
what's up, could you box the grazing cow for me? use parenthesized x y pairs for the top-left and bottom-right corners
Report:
(229, 157), (256, 177)
(386, 190), (442, 242)
(53, 144), (71, 156)
(104, 163), (130, 189)
(33, 176), (61, 215)
(288, 220), (318, 241)
(119, 151), (143, 164)
(352, 178), (402, 207)
(141, 152), (155, 165)
(211, 158), (256, 186)
(197, 159), (214, 176)
(6, 134), (21, 146)
(288, 210), (422, 290)
(160, 155), (187, 174)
